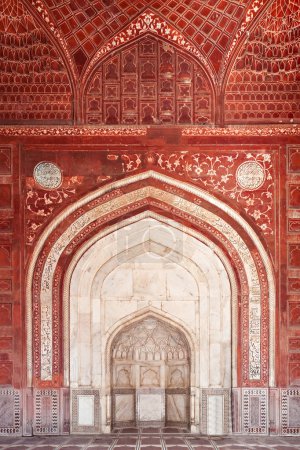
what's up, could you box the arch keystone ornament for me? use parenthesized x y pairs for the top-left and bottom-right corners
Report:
(26, 171), (275, 433)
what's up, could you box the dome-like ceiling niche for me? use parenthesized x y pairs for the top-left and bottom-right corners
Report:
(225, 0), (300, 124)
(0, 0), (73, 123)
(84, 35), (214, 125)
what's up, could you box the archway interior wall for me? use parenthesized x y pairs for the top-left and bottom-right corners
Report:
(37, 182), (263, 383)
(69, 216), (233, 431)
(24, 171), (275, 435)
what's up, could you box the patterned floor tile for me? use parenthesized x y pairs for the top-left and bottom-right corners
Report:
(187, 438), (211, 445)
(191, 446), (215, 450)
(140, 438), (162, 444)
(115, 437), (139, 445)
(60, 446), (83, 450)
(86, 446), (111, 450)
(140, 446), (163, 450)
(164, 437), (187, 444)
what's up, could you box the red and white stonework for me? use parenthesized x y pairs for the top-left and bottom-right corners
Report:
(0, 0), (299, 438)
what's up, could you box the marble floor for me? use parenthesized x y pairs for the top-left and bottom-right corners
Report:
(0, 428), (299, 450)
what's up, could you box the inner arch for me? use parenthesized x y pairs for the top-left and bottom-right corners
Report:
(68, 215), (233, 431)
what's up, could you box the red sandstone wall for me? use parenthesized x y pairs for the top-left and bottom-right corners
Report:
(0, 131), (299, 390)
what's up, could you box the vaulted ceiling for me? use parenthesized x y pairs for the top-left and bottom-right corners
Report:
(0, 0), (299, 125)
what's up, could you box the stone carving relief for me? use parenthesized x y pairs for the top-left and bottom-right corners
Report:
(225, 0), (300, 124)
(111, 316), (190, 426)
(0, 125), (298, 137)
(85, 36), (213, 125)
(112, 317), (189, 367)
(26, 175), (83, 245)
(84, 10), (215, 84)
(0, 0), (72, 123)
(0, 147), (11, 174)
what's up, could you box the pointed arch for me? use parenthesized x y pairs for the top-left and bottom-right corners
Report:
(66, 213), (235, 390)
(26, 171), (275, 389)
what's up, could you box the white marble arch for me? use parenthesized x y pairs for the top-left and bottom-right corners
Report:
(27, 171), (275, 387)
(68, 215), (234, 431)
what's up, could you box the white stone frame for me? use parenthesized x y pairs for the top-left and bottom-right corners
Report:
(68, 216), (234, 394)
(26, 171), (275, 386)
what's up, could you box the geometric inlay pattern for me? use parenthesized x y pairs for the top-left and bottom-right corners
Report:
(34, 389), (59, 435)
(0, 389), (21, 436)
(200, 388), (231, 435)
(71, 389), (100, 433)
(242, 388), (268, 434)
(38, 1), (251, 75)
(281, 389), (300, 435)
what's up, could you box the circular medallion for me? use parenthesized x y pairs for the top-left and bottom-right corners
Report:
(236, 161), (265, 191)
(33, 162), (62, 189)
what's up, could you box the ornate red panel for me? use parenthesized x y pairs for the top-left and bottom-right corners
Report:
(225, 0), (300, 124)
(0, 246), (11, 268)
(286, 142), (300, 388)
(0, 186), (12, 209)
(0, 0), (73, 123)
(0, 148), (11, 174)
(85, 36), (213, 125)
(0, 304), (12, 326)
(0, 361), (13, 385)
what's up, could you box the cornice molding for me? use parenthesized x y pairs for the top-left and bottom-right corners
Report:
(0, 125), (299, 137)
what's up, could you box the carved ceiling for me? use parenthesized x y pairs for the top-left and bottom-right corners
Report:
(35, 0), (253, 76)
(225, 0), (300, 124)
(0, 0), (299, 125)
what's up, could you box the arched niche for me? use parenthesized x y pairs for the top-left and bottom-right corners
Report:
(110, 314), (191, 427)
(84, 34), (214, 126)
(68, 216), (233, 394)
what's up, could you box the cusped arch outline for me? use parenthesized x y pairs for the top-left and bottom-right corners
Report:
(26, 171), (275, 387)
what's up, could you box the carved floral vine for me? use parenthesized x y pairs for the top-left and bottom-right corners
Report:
(26, 176), (83, 244)
(107, 151), (275, 235)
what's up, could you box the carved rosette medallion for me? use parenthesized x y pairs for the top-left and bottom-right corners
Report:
(236, 161), (265, 191)
(33, 162), (62, 190)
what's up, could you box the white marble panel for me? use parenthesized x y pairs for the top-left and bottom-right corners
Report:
(78, 395), (94, 426)
(167, 394), (187, 422)
(207, 394), (224, 435)
(102, 267), (133, 299)
(115, 394), (135, 422)
(137, 393), (164, 422)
